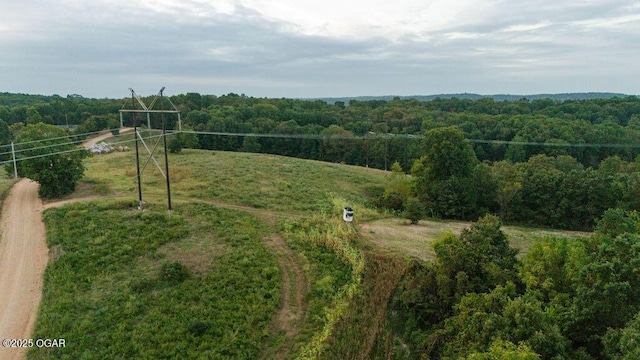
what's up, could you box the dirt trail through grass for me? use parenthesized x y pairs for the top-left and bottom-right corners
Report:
(0, 179), (48, 360)
(261, 234), (307, 359)
(39, 193), (309, 359)
(186, 198), (307, 359)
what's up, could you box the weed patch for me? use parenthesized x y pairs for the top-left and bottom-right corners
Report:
(30, 201), (281, 359)
(0, 171), (17, 210)
(281, 215), (365, 359)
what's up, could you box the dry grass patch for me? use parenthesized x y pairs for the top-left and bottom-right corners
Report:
(360, 217), (591, 262)
(158, 235), (230, 275)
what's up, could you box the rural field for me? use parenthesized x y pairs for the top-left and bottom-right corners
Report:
(22, 135), (590, 359)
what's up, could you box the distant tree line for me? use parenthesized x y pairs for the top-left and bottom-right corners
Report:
(2, 92), (640, 168)
(2, 92), (640, 225)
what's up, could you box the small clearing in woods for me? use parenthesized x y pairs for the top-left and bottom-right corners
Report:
(360, 217), (591, 261)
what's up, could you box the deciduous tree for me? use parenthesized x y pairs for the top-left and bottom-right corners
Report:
(7, 123), (87, 198)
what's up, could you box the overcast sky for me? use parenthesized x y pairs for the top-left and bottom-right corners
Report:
(1, 0), (639, 99)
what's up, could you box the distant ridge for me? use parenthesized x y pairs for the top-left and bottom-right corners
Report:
(313, 92), (635, 104)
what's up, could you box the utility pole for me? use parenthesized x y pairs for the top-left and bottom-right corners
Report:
(160, 87), (173, 217)
(119, 87), (179, 216)
(10, 142), (17, 178)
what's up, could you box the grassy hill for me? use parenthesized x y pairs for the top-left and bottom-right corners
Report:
(84, 148), (387, 213)
(28, 143), (590, 359)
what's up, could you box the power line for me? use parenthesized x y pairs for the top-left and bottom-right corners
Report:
(0, 133), (168, 166)
(178, 130), (418, 140)
(4, 126), (639, 153)
(0, 128), (163, 158)
(0, 128), (124, 154)
(3, 137), (101, 157)
(464, 138), (640, 148)
(3, 129), (640, 168)
(0, 128), (120, 149)
(182, 130), (640, 149)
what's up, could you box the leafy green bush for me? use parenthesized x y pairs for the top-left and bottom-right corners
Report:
(168, 136), (183, 153)
(403, 197), (423, 224)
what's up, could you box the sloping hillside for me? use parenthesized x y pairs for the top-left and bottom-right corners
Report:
(27, 145), (590, 359)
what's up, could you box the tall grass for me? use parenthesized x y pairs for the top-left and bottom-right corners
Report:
(281, 214), (366, 359)
(30, 200), (281, 359)
(322, 251), (409, 359)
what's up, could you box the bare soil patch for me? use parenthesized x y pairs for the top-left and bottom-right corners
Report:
(0, 179), (48, 360)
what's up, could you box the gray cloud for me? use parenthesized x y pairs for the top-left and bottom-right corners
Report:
(0, 0), (639, 98)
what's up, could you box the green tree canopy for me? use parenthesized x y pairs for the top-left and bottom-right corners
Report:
(420, 125), (478, 181)
(8, 123), (87, 198)
(433, 214), (519, 295)
(413, 126), (480, 219)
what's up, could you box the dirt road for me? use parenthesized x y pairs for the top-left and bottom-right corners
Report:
(83, 127), (133, 148)
(0, 179), (48, 360)
(0, 131), (132, 359)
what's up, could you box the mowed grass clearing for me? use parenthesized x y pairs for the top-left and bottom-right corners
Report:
(360, 217), (592, 261)
(79, 145), (387, 214)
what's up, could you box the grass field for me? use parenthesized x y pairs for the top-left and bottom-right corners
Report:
(31, 145), (389, 359)
(360, 217), (591, 261)
(32, 200), (281, 359)
(28, 143), (594, 359)
(76, 142), (387, 215)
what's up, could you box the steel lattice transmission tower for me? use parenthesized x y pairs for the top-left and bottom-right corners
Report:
(119, 87), (182, 217)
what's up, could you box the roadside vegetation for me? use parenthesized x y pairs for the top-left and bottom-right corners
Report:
(0, 171), (16, 205)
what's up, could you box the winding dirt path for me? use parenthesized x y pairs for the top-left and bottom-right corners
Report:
(0, 179), (48, 360)
(29, 191), (310, 353)
(187, 198), (307, 359)
(261, 234), (307, 359)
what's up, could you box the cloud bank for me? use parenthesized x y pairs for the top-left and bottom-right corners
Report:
(1, 0), (638, 98)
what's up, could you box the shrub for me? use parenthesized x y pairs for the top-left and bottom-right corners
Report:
(159, 261), (190, 284)
(404, 197), (423, 224)
(168, 137), (183, 153)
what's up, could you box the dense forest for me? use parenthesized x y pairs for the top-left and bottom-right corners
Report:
(2, 92), (640, 168)
(2, 92), (640, 231)
(391, 210), (640, 359)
